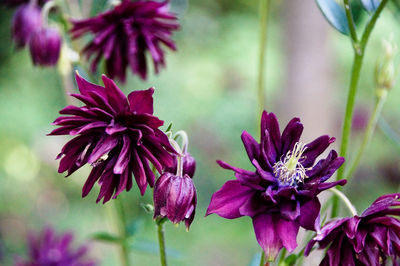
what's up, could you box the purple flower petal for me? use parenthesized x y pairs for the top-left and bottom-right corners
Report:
(241, 130), (260, 162)
(206, 180), (254, 219)
(127, 87), (155, 114)
(280, 117), (303, 155)
(298, 198), (321, 231)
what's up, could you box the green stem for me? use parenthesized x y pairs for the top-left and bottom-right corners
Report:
(336, 51), (364, 180)
(115, 198), (131, 266)
(329, 188), (357, 216)
(346, 89), (388, 179)
(257, 0), (270, 117)
(156, 219), (168, 266)
(331, 0), (389, 217)
(343, 0), (358, 44)
(259, 251), (265, 266)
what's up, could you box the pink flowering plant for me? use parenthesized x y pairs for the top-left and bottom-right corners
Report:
(1, 0), (400, 265)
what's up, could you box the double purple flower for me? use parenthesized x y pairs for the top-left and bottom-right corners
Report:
(70, 0), (179, 81)
(15, 227), (96, 266)
(306, 193), (400, 266)
(49, 73), (175, 203)
(206, 111), (346, 260)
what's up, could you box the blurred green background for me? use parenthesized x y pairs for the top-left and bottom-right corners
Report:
(1, 0), (400, 265)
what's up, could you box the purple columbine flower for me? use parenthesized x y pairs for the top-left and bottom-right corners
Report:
(49, 73), (176, 203)
(11, 4), (42, 48)
(153, 172), (197, 229)
(15, 227), (96, 266)
(70, 0), (179, 81)
(165, 152), (196, 178)
(306, 193), (400, 266)
(29, 27), (62, 66)
(206, 111), (346, 260)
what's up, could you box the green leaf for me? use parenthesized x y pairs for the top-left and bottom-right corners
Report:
(280, 254), (298, 266)
(165, 123), (173, 133)
(126, 219), (145, 237)
(315, 0), (350, 35)
(91, 232), (121, 243)
(361, 0), (381, 12)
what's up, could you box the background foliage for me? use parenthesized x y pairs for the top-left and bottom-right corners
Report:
(1, 0), (400, 265)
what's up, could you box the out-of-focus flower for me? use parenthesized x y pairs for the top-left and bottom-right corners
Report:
(49, 73), (176, 203)
(153, 172), (197, 229)
(2, 0), (47, 8)
(352, 106), (369, 133)
(165, 152), (196, 178)
(206, 111), (346, 260)
(15, 227), (96, 266)
(29, 27), (62, 66)
(306, 193), (400, 266)
(70, 0), (179, 81)
(12, 4), (42, 48)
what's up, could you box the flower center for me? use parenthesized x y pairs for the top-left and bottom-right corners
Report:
(273, 142), (308, 186)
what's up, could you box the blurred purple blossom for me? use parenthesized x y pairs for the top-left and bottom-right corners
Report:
(70, 0), (180, 81)
(11, 4), (42, 48)
(14, 227), (96, 266)
(29, 27), (62, 66)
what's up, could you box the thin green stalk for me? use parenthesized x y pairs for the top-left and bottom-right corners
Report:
(115, 198), (131, 266)
(330, 188), (357, 216)
(331, 0), (389, 217)
(343, 0), (358, 44)
(346, 89), (388, 179)
(156, 219), (167, 266)
(257, 0), (270, 118)
(259, 251), (265, 266)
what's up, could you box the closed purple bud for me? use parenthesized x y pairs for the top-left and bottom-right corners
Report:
(153, 172), (197, 229)
(12, 4), (42, 47)
(165, 152), (196, 178)
(29, 27), (62, 66)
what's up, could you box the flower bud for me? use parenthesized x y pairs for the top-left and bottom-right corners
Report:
(165, 152), (196, 178)
(29, 27), (62, 66)
(12, 4), (42, 47)
(375, 38), (397, 91)
(153, 172), (197, 229)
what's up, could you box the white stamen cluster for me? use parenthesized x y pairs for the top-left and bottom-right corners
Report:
(273, 142), (308, 186)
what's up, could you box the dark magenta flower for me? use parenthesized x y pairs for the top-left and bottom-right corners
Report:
(165, 152), (196, 178)
(306, 193), (400, 266)
(70, 0), (179, 81)
(206, 111), (346, 260)
(49, 73), (176, 203)
(153, 172), (197, 229)
(11, 4), (42, 48)
(14, 227), (96, 266)
(29, 27), (62, 66)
